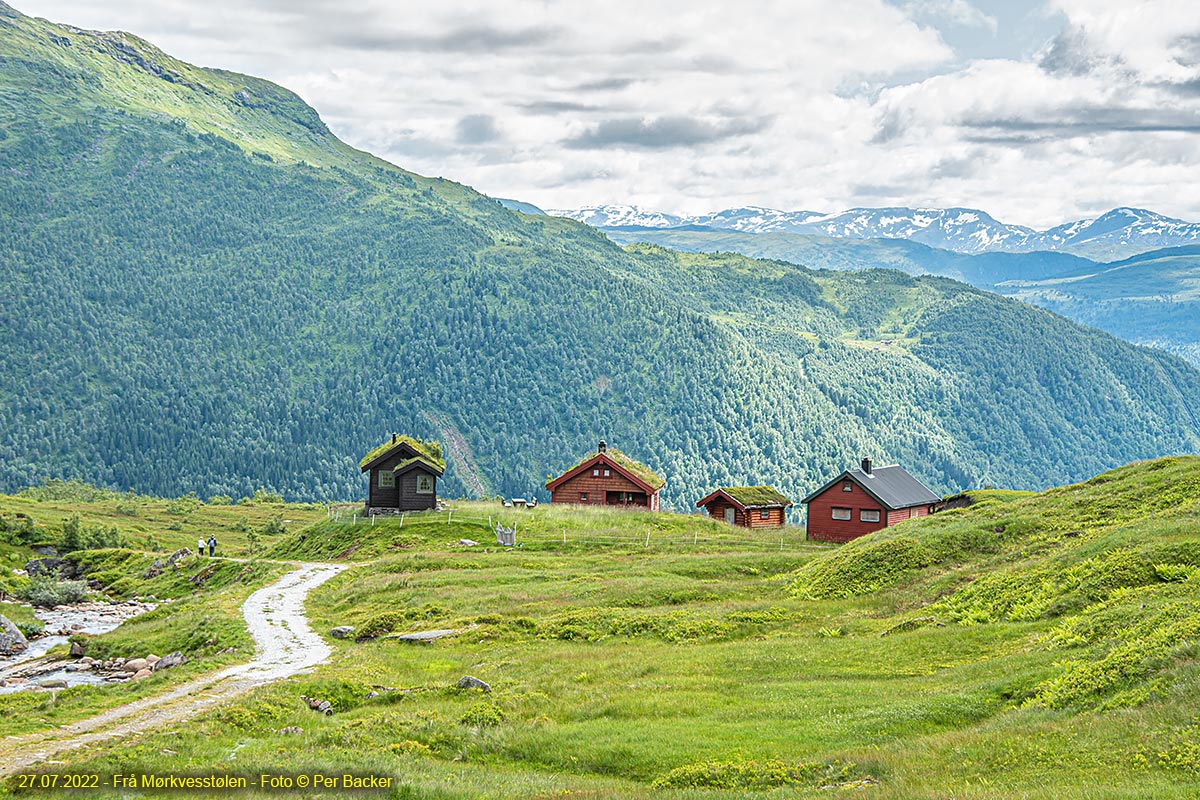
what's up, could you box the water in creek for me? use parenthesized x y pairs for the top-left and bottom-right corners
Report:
(0, 601), (154, 693)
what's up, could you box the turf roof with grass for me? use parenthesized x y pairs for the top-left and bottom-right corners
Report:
(556, 447), (666, 490)
(359, 436), (446, 472)
(706, 486), (793, 508)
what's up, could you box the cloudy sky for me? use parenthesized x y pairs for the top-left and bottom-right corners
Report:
(15, 0), (1200, 226)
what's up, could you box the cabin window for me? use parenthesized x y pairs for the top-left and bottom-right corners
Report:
(842, 481), (853, 492)
(831, 507), (852, 521)
(860, 509), (881, 523)
(580, 492), (589, 501)
(593, 469), (600, 476)
(604, 469), (611, 477)
(378, 470), (394, 488)
(415, 474), (433, 494)
(760, 509), (769, 519)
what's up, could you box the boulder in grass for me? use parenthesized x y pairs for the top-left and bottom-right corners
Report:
(152, 651), (186, 671)
(456, 675), (491, 692)
(124, 657), (149, 673)
(330, 626), (355, 639)
(0, 615), (28, 655)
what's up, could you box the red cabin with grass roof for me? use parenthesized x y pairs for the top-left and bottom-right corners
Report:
(546, 441), (664, 511)
(802, 458), (939, 543)
(696, 486), (793, 529)
(361, 434), (446, 514)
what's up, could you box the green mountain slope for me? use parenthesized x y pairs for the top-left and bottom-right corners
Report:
(603, 227), (1093, 286)
(2, 4), (1200, 506)
(604, 228), (1200, 369)
(998, 246), (1200, 367)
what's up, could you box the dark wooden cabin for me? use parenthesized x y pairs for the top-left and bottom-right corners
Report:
(802, 458), (939, 543)
(360, 434), (445, 513)
(545, 440), (664, 511)
(696, 486), (792, 529)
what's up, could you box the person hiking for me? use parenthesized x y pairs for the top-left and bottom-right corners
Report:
(198, 536), (206, 557)
(207, 535), (217, 557)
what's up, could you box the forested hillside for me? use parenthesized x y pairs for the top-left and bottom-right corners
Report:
(2, 3), (1200, 507)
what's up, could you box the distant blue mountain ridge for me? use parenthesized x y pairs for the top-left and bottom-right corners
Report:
(537, 201), (1200, 368)
(547, 203), (1200, 262)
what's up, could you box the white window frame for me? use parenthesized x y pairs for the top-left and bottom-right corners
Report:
(593, 469), (600, 476)
(604, 469), (611, 477)
(842, 481), (853, 492)
(378, 469), (394, 488)
(580, 491), (589, 501)
(415, 474), (434, 495)
(860, 509), (881, 523)
(831, 507), (852, 521)
(760, 509), (769, 520)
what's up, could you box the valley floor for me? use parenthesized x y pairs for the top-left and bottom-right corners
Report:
(2, 476), (1199, 798)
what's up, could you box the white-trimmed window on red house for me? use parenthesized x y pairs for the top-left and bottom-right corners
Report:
(842, 481), (853, 492)
(580, 492), (588, 501)
(860, 509), (881, 523)
(832, 507), (852, 520)
(760, 509), (769, 519)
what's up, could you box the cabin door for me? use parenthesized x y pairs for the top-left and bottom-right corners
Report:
(724, 507), (736, 525)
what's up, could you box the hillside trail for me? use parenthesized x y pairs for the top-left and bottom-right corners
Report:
(0, 561), (346, 776)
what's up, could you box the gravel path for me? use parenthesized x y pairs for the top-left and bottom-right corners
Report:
(0, 562), (345, 776)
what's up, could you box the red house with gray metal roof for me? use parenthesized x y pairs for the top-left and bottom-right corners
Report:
(802, 458), (939, 543)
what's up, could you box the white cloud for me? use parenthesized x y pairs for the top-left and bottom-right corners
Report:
(11, 0), (1200, 225)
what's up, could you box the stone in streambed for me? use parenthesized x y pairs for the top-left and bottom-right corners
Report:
(0, 614), (28, 655)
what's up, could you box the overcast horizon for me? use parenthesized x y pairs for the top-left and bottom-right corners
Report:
(14, 0), (1200, 227)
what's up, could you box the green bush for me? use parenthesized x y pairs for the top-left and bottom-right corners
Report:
(458, 702), (504, 727)
(20, 575), (88, 607)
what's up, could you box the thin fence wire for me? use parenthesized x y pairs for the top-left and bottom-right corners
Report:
(322, 508), (819, 552)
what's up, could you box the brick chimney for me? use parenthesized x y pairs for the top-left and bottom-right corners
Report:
(861, 457), (872, 475)
(598, 439), (607, 454)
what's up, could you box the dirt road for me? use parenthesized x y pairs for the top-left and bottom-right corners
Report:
(0, 562), (345, 776)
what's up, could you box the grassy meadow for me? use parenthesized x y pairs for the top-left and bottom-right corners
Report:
(3, 460), (1200, 797)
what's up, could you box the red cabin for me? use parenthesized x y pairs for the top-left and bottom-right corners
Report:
(546, 441), (663, 511)
(802, 458), (938, 543)
(696, 486), (792, 529)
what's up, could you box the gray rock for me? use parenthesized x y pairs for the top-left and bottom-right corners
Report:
(143, 559), (164, 580)
(38, 679), (68, 689)
(458, 539), (479, 547)
(277, 726), (304, 735)
(391, 629), (460, 643)
(152, 651), (186, 671)
(124, 657), (149, 672)
(330, 626), (355, 639)
(0, 614), (28, 655)
(69, 639), (87, 657)
(166, 548), (191, 567)
(456, 675), (491, 692)
(31, 545), (58, 556)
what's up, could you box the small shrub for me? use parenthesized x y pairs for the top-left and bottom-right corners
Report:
(207, 494), (233, 505)
(458, 702), (504, 727)
(20, 576), (88, 607)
